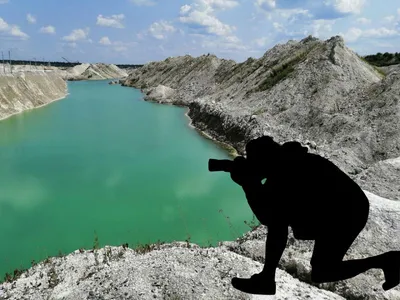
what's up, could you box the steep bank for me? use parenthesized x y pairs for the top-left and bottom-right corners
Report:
(121, 35), (400, 201)
(0, 71), (67, 120)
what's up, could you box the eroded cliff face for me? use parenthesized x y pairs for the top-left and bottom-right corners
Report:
(0, 71), (67, 120)
(121, 35), (400, 200)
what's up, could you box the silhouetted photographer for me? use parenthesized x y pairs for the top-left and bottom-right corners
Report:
(209, 136), (400, 295)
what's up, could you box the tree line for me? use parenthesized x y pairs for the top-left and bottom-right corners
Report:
(363, 52), (400, 67)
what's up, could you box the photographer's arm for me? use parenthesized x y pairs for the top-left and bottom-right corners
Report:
(241, 180), (264, 200)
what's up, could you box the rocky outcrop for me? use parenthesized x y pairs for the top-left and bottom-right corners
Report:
(121, 35), (400, 200)
(62, 63), (127, 81)
(0, 71), (67, 120)
(143, 85), (176, 103)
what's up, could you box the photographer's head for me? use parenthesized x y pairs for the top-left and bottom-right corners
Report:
(245, 136), (281, 176)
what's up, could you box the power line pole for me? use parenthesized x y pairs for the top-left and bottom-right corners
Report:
(1, 51), (5, 74)
(8, 50), (12, 74)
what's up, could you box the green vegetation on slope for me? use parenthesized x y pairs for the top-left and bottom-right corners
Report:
(256, 50), (310, 92)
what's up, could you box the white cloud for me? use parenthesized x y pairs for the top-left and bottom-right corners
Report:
(9, 26), (29, 39)
(99, 36), (112, 45)
(253, 37), (269, 48)
(96, 14), (125, 28)
(26, 13), (36, 24)
(273, 22), (284, 32)
(0, 18), (9, 31)
(201, 0), (239, 10)
(130, 0), (156, 6)
(384, 16), (395, 23)
(179, 1), (237, 37)
(279, 8), (311, 21)
(67, 42), (77, 48)
(363, 27), (399, 38)
(98, 37), (136, 53)
(114, 46), (128, 52)
(330, 0), (365, 14)
(341, 26), (399, 43)
(39, 25), (56, 34)
(0, 17), (29, 39)
(181, 12), (235, 36)
(136, 32), (144, 40)
(254, 1), (311, 22)
(356, 17), (371, 24)
(310, 19), (335, 37)
(0, 0), (9, 3)
(341, 27), (363, 42)
(255, 0), (276, 11)
(62, 28), (90, 42)
(200, 34), (247, 54)
(180, 4), (192, 14)
(148, 20), (176, 40)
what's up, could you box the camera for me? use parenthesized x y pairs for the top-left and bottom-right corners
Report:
(208, 159), (234, 172)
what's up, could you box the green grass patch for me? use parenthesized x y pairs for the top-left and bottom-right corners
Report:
(358, 55), (387, 78)
(255, 50), (309, 92)
(373, 66), (386, 78)
(244, 214), (261, 231)
(253, 108), (266, 115)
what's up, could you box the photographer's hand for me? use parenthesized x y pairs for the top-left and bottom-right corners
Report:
(230, 156), (261, 186)
(230, 156), (249, 186)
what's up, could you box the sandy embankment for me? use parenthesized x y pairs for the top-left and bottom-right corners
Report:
(0, 71), (68, 121)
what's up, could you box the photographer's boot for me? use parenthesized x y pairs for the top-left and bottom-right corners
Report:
(231, 273), (276, 295)
(381, 251), (400, 291)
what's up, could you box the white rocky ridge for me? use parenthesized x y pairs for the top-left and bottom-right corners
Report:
(121, 35), (400, 201)
(62, 63), (128, 81)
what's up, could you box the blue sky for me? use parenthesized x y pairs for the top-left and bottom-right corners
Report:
(0, 0), (399, 64)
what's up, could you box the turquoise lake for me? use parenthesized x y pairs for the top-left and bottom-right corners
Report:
(0, 80), (256, 279)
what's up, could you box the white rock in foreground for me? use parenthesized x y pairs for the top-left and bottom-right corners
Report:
(0, 243), (344, 300)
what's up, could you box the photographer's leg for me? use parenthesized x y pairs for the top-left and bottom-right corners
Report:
(231, 225), (288, 295)
(311, 232), (400, 290)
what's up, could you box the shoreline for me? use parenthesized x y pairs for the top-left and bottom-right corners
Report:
(0, 77), (121, 123)
(0, 92), (69, 122)
(183, 106), (239, 158)
(0, 74), (69, 122)
(137, 87), (240, 158)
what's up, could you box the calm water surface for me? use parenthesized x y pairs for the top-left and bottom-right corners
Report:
(0, 80), (255, 278)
